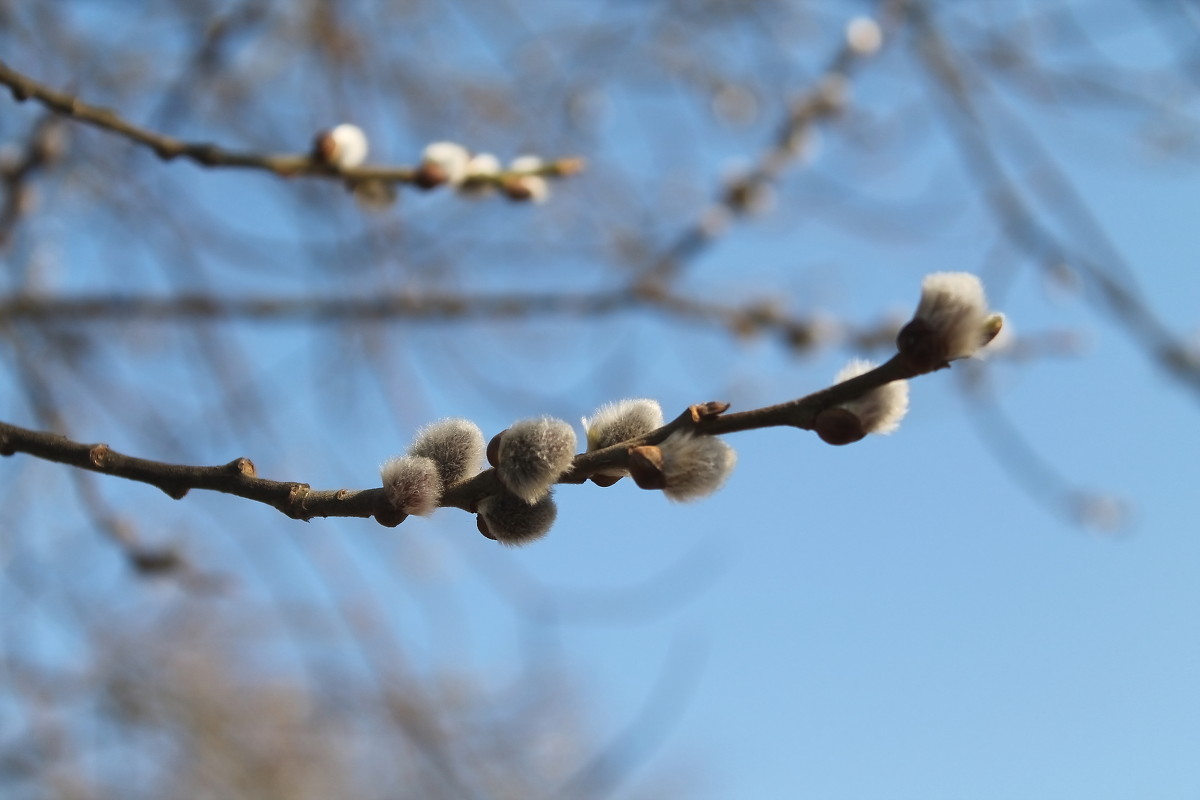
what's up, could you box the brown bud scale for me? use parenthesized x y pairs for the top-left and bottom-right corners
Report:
(486, 430), (506, 468)
(590, 474), (623, 487)
(814, 407), (866, 446)
(476, 514), (497, 540)
(628, 445), (667, 490)
(896, 318), (948, 370)
(689, 401), (731, 422)
(414, 163), (448, 190)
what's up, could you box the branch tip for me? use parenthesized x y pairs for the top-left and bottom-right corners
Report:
(689, 401), (730, 423)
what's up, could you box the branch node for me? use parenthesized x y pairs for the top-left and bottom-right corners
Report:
(285, 483), (311, 518)
(129, 547), (183, 576)
(192, 144), (223, 165)
(160, 483), (190, 500)
(226, 457), (256, 477)
(89, 443), (110, 468)
(153, 142), (182, 161)
(689, 401), (731, 423)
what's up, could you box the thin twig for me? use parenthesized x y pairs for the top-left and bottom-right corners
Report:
(906, 1), (1200, 397)
(0, 59), (583, 186)
(0, 354), (927, 527)
(0, 288), (900, 352)
(634, 3), (899, 286)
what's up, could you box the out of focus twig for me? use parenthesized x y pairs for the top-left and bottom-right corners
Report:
(0, 59), (583, 188)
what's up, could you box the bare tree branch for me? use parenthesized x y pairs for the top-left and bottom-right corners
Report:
(0, 353), (926, 527)
(0, 287), (903, 352)
(0, 59), (584, 188)
(906, 0), (1200, 398)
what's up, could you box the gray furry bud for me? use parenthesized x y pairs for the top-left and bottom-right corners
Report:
(476, 492), (558, 546)
(408, 418), (485, 486)
(583, 398), (663, 451)
(658, 431), (737, 502)
(831, 359), (909, 435)
(495, 417), (578, 503)
(380, 455), (443, 516)
(899, 272), (1001, 366)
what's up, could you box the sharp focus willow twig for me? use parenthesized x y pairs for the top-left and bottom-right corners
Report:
(0, 59), (584, 188)
(0, 354), (928, 527)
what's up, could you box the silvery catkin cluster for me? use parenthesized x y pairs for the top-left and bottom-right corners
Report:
(378, 399), (740, 546)
(378, 272), (1004, 546)
(381, 418), (485, 516)
(310, 124), (571, 202)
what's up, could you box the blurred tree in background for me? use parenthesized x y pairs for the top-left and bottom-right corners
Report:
(3, 0), (1199, 797)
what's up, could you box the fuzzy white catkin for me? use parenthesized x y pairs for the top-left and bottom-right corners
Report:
(583, 399), (663, 451)
(496, 417), (577, 503)
(422, 141), (471, 185)
(659, 431), (737, 502)
(508, 155), (550, 203)
(845, 17), (883, 57)
(380, 455), (443, 516)
(913, 272), (992, 360)
(478, 492), (557, 546)
(464, 152), (501, 179)
(408, 418), (484, 486)
(327, 124), (369, 168)
(834, 359), (909, 435)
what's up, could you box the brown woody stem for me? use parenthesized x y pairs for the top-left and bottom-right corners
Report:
(0, 355), (927, 525)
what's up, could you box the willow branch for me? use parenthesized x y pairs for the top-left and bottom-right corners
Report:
(0, 59), (583, 186)
(0, 288), (901, 352)
(636, 0), (904, 287)
(906, 1), (1200, 396)
(0, 354), (928, 526)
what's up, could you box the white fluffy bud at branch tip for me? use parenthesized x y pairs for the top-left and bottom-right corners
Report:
(314, 123), (369, 169)
(845, 17), (883, 57)
(407, 418), (485, 486)
(380, 455), (443, 516)
(421, 141), (470, 185)
(476, 492), (558, 546)
(495, 417), (577, 503)
(833, 359), (909, 435)
(899, 272), (1004, 365)
(658, 431), (737, 502)
(505, 155), (550, 203)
